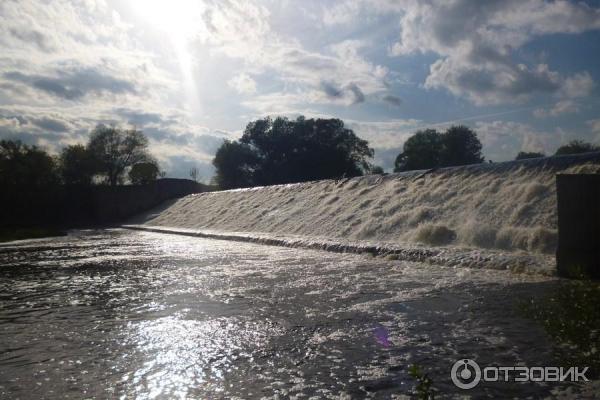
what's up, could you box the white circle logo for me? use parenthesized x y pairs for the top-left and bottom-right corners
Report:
(451, 359), (481, 389)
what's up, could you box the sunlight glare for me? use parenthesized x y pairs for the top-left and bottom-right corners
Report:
(131, 0), (201, 39)
(130, 0), (203, 114)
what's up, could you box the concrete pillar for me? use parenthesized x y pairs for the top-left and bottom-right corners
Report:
(556, 174), (600, 279)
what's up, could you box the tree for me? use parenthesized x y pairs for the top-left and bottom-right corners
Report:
(394, 129), (443, 172)
(59, 144), (97, 185)
(129, 161), (160, 185)
(394, 126), (484, 172)
(212, 140), (261, 189)
(213, 116), (374, 189)
(440, 125), (484, 167)
(0, 140), (59, 186)
(555, 140), (600, 156)
(515, 151), (545, 160)
(87, 125), (152, 186)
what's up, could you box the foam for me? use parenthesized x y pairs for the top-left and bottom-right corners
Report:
(136, 152), (600, 255)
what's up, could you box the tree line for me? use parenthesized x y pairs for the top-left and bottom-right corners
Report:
(0, 125), (162, 188)
(2, 117), (599, 191)
(212, 116), (600, 189)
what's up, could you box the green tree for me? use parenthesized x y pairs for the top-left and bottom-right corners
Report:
(515, 151), (545, 160)
(440, 125), (484, 167)
(555, 140), (600, 156)
(213, 116), (374, 189)
(212, 140), (261, 189)
(129, 161), (161, 184)
(394, 129), (443, 172)
(87, 125), (152, 186)
(394, 126), (484, 172)
(59, 144), (97, 185)
(0, 140), (59, 186)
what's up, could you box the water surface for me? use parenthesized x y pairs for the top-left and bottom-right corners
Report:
(0, 229), (593, 398)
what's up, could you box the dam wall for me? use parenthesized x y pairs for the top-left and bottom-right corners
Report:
(137, 153), (600, 256)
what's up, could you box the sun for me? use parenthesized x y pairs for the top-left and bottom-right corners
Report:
(130, 0), (202, 39)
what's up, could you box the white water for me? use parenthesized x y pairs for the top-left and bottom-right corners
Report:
(139, 153), (600, 256)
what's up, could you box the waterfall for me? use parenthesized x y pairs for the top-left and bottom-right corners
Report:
(140, 152), (600, 255)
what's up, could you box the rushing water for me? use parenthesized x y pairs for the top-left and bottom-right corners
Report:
(0, 229), (596, 398)
(138, 153), (600, 256)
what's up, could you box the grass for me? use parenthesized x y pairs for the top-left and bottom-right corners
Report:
(409, 364), (436, 399)
(520, 279), (600, 378)
(0, 227), (67, 243)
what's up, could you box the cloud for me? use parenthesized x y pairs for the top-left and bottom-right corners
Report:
(372, 146), (402, 171)
(347, 83), (365, 103)
(345, 118), (421, 150)
(0, 109), (81, 151)
(8, 27), (55, 52)
(588, 119), (600, 142)
(1, 0), (599, 177)
(533, 99), (579, 118)
(559, 72), (595, 98)
(4, 68), (136, 100)
(0, 103), (227, 178)
(0, 1), (202, 177)
(385, 0), (600, 105)
(320, 81), (343, 98)
(424, 60), (567, 105)
(30, 116), (71, 132)
(474, 120), (564, 160)
(320, 81), (366, 104)
(114, 109), (165, 126)
(382, 94), (402, 107)
(194, 3), (389, 110)
(228, 73), (257, 94)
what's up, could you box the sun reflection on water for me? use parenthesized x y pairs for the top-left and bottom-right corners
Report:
(124, 313), (282, 399)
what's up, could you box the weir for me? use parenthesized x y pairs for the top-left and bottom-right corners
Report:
(132, 152), (600, 274)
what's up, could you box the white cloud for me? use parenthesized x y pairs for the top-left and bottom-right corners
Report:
(474, 120), (564, 160)
(533, 99), (580, 118)
(192, 2), (392, 111)
(588, 119), (600, 142)
(1, 0), (599, 175)
(228, 73), (257, 94)
(559, 72), (595, 99)
(383, 0), (600, 105)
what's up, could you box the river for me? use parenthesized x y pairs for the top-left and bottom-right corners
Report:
(0, 229), (595, 398)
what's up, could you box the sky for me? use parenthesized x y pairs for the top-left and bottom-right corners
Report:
(1, 0), (599, 180)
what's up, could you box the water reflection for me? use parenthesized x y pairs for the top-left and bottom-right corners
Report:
(124, 314), (284, 398)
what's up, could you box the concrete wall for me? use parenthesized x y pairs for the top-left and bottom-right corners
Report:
(556, 174), (600, 279)
(89, 178), (204, 223)
(0, 178), (205, 229)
